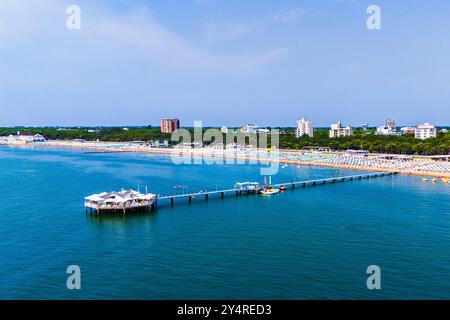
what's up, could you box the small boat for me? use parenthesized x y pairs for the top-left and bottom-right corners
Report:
(260, 176), (280, 195)
(260, 188), (280, 195)
(280, 185), (287, 191)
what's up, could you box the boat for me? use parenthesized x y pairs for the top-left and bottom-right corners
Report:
(260, 176), (280, 195)
(280, 185), (287, 191)
(260, 187), (280, 195)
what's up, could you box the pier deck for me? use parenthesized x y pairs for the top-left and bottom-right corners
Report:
(85, 171), (397, 215)
(156, 171), (398, 208)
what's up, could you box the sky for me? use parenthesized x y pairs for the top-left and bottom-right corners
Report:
(0, 0), (449, 127)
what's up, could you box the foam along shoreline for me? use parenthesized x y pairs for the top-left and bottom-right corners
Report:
(8, 140), (450, 178)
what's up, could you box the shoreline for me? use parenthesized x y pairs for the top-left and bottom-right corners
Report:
(3, 140), (450, 178)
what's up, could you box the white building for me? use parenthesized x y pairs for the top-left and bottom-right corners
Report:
(3, 133), (46, 144)
(329, 122), (353, 138)
(296, 118), (314, 138)
(376, 126), (390, 135)
(400, 126), (416, 135)
(257, 128), (270, 134)
(415, 123), (437, 140)
(376, 126), (400, 135)
(376, 119), (399, 135)
(241, 124), (259, 134)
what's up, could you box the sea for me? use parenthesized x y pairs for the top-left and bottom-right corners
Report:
(0, 145), (449, 299)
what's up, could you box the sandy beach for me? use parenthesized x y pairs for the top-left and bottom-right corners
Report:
(6, 140), (450, 178)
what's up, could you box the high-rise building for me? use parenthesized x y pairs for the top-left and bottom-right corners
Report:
(296, 118), (314, 138)
(161, 118), (180, 133)
(415, 123), (437, 140)
(386, 119), (396, 132)
(329, 121), (353, 138)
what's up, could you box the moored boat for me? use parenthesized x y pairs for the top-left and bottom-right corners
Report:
(260, 187), (280, 195)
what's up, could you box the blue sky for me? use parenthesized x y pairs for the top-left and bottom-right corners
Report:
(0, 0), (449, 127)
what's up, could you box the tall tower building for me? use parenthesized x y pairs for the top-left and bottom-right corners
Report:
(161, 118), (180, 133)
(296, 118), (314, 138)
(386, 119), (396, 132)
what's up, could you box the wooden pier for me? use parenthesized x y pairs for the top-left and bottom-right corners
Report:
(85, 171), (397, 215)
(155, 171), (398, 208)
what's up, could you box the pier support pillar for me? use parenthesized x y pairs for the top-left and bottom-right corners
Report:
(189, 196), (192, 204)
(171, 198), (174, 206)
(221, 192), (224, 199)
(205, 194), (209, 201)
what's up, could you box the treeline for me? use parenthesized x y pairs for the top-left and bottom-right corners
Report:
(1, 127), (449, 155)
(0, 127), (171, 142)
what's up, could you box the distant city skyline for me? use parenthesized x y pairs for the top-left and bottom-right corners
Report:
(1, 0), (450, 127)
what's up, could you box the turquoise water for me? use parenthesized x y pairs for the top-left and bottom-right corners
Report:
(0, 146), (449, 299)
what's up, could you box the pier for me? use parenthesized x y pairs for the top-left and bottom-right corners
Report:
(85, 171), (397, 215)
(156, 171), (398, 208)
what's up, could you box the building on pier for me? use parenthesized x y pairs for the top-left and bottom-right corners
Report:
(85, 189), (156, 214)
